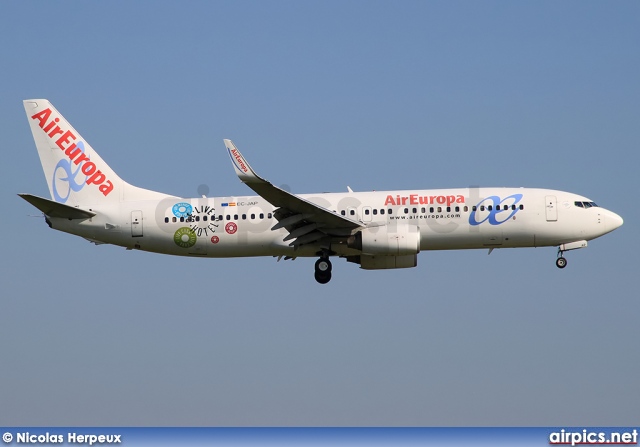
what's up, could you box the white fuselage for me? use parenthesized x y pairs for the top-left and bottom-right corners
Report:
(48, 187), (622, 258)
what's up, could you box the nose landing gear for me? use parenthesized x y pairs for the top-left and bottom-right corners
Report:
(314, 257), (332, 284)
(556, 248), (567, 269)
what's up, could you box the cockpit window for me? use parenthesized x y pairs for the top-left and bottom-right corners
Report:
(575, 201), (599, 208)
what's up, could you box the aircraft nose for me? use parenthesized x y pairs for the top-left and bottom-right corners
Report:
(606, 210), (624, 232)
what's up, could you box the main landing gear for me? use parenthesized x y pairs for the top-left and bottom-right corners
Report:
(556, 248), (567, 269)
(314, 256), (332, 284)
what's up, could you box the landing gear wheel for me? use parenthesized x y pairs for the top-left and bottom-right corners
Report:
(556, 257), (567, 269)
(314, 257), (333, 284)
(314, 271), (332, 284)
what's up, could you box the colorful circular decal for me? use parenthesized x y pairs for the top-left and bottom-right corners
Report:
(173, 227), (197, 248)
(225, 222), (238, 235)
(172, 202), (193, 218)
(211, 235), (219, 244)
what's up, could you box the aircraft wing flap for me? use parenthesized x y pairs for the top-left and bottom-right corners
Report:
(224, 140), (361, 232)
(18, 193), (96, 219)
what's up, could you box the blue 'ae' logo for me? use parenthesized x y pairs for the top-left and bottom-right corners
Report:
(52, 141), (88, 203)
(469, 194), (523, 226)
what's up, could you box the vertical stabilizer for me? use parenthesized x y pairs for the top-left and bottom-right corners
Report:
(24, 99), (168, 206)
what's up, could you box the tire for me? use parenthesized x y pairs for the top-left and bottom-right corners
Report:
(556, 257), (567, 269)
(314, 271), (331, 284)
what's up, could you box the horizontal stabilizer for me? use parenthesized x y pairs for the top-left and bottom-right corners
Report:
(18, 193), (96, 219)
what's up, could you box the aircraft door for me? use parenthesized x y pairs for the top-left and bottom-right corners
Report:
(545, 196), (558, 222)
(131, 210), (143, 237)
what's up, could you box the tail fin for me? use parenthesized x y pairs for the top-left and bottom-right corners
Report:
(24, 99), (167, 206)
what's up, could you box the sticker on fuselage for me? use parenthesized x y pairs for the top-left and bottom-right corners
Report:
(172, 202), (192, 218)
(174, 227), (197, 248)
(225, 222), (238, 235)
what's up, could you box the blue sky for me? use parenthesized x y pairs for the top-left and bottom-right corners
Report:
(1, 1), (638, 426)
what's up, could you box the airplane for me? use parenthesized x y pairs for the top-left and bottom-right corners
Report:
(19, 99), (623, 284)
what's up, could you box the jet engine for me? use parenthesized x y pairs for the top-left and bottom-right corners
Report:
(347, 224), (420, 256)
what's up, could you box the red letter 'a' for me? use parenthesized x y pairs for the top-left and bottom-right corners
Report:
(31, 108), (52, 128)
(99, 181), (114, 196)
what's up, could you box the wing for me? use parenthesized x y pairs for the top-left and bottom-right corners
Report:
(224, 139), (362, 248)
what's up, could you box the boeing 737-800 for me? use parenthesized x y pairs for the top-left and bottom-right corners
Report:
(19, 100), (623, 283)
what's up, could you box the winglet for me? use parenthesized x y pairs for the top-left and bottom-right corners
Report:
(224, 139), (264, 183)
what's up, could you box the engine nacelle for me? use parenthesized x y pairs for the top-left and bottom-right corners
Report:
(347, 224), (420, 255)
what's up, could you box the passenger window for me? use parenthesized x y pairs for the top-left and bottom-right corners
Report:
(364, 209), (370, 215)
(480, 206), (485, 211)
(180, 217), (185, 222)
(404, 208), (409, 214)
(421, 207), (425, 213)
(437, 207), (442, 213)
(164, 217), (169, 223)
(373, 209), (378, 215)
(455, 206), (460, 212)
(388, 209), (392, 215)
(260, 213), (264, 219)
(464, 206), (468, 212)
(234, 214), (238, 220)
(488, 205), (493, 211)
(519, 204), (524, 210)
(446, 206), (451, 212)
(268, 213), (272, 219)
(472, 206), (477, 211)
(242, 214), (246, 220)
(341, 210), (346, 216)
(196, 216), (200, 222)
(380, 209), (385, 215)
(226, 215), (230, 220)
(203, 216), (208, 222)
(350, 209), (355, 216)
(172, 217), (177, 223)
(412, 208), (417, 213)
(251, 214), (255, 219)
(430, 207), (434, 213)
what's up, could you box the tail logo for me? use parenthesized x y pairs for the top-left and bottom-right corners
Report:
(31, 108), (114, 202)
(52, 141), (88, 203)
